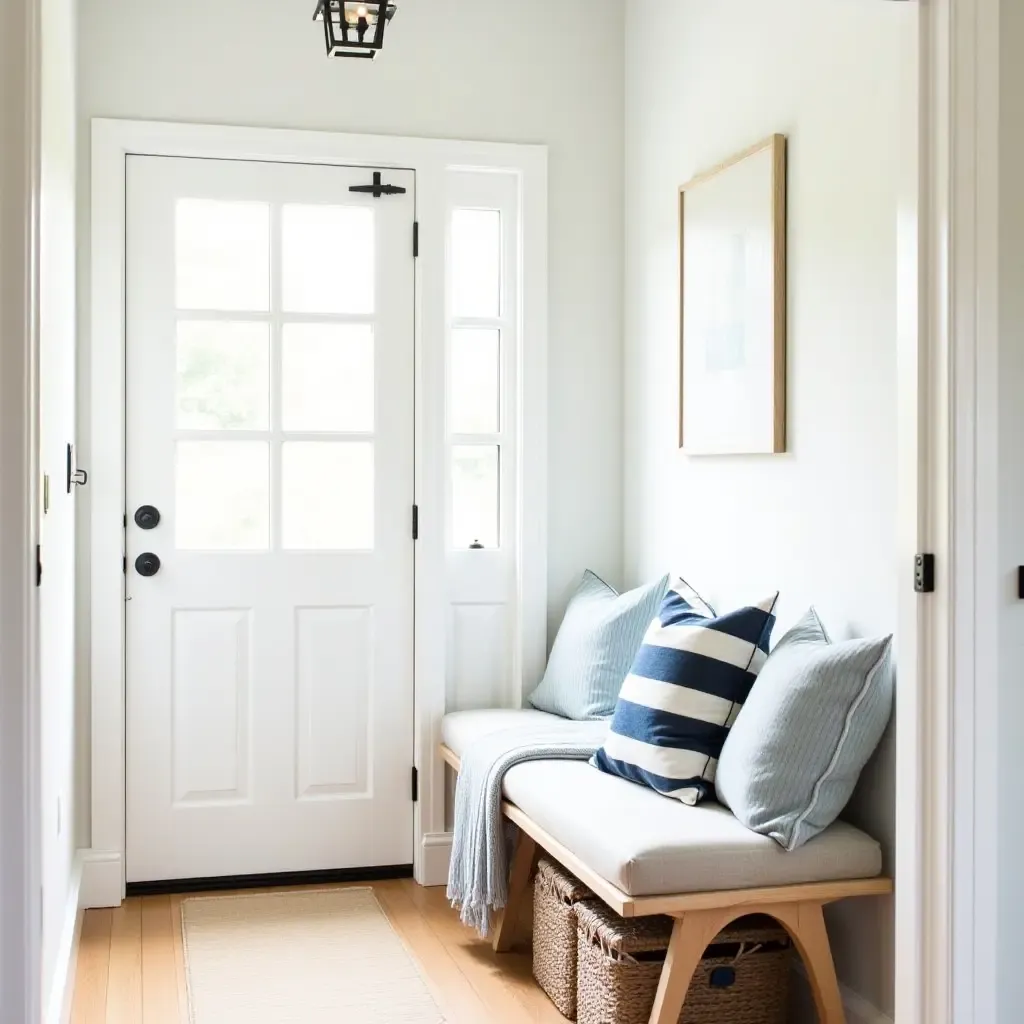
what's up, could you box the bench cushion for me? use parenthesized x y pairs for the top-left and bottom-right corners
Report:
(442, 709), (883, 898)
(441, 708), (597, 756)
(501, 760), (883, 897)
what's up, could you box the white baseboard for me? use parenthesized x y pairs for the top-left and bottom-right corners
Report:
(43, 853), (84, 1024)
(80, 849), (124, 909)
(791, 963), (892, 1024)
(420, 832), (453, 887)
(841, 984), (893, 1024)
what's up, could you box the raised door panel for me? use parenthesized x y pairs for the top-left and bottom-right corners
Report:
(295, 606), (372, 799)
(447, 602), (509, 712)
(171, 608), (251, 804)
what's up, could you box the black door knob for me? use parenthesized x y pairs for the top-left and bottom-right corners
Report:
(135, 505), (161, 530)
(135, 553), (161, 577)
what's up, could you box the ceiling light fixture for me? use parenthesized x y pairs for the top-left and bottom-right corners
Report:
(313, 1), (397, 59)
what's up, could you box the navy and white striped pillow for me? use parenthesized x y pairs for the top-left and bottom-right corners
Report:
(591, 580), (779, 805)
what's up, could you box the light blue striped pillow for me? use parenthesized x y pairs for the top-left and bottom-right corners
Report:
(715, 609), (894, 850)
(528, 571), (669, 721)
(592, 580), (779, 805)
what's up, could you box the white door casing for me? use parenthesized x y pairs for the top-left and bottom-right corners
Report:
(124, 155), (415, 882)
(90, 119), (549, 902)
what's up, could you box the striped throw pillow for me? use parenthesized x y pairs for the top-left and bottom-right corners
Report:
(591, 580), (779, 805)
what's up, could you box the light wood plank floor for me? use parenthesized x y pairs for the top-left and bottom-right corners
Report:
(71, 879), (566, 1024)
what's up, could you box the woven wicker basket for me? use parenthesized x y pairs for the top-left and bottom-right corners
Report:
(575, 901), (791, 1024)
(533, 858), (594, 1020)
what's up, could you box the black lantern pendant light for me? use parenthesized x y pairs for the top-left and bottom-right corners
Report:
(313, 1), (397, 59)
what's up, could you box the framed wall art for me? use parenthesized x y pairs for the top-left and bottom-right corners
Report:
(679, 134), (787, 454)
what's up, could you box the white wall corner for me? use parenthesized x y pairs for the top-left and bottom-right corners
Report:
(419, 832), (452, 888)
(791, 964), (893, 1024)
(43, 853), (84, 1024)
(79, 849), (123, 909)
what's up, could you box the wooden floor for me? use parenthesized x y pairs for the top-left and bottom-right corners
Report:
(71, 879), (567, 1024)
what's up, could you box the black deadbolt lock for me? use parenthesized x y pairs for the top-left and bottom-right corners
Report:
(135, 552), (161, 577)
(135, 505), (161, 530)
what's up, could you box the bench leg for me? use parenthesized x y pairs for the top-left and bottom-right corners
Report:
(492, 831), (538, 953)
(649, 900), (846, 1024)
(772, 900), (846, 1024)
(649, 908), (735, 1024)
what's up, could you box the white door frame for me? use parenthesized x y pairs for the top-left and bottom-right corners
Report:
(0, 0), (42, 1017)
(897, 0), (1000, 1021)
(88, 118), (548, 904)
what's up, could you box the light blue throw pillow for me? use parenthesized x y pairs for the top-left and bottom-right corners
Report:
(591, 579), (779, 805)
(528, 570), (669, 721)
(715, 608), (894, 851)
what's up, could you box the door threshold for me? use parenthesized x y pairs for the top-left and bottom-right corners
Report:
(126, 863), (415, 897)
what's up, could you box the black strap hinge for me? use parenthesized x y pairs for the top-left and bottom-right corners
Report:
(412, 504), (419, 541)
(413, 221), (419, 258)
(411, 766), (419, 802)
(349, 171), (407, 198)
(914, 553), (935, 593)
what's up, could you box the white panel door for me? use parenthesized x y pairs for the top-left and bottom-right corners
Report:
(125, 155), (415, 883)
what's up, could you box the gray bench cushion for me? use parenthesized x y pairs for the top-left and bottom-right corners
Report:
(441, 708), (600, 755)
(442, 710), (883, 898)
(502, 760), (882, 897)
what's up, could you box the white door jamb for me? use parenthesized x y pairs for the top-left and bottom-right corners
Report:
(899, 1), (1000, 1022)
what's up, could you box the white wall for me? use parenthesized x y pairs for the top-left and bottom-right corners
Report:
(40, 0), (80, 1012)
(75, 1), (626, 831)
(623, 0), (914, 1016)
(0, 0), (44, 1015)
(998, 3), (1024, 1017)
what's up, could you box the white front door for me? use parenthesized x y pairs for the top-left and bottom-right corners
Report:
(124, 155), (415, 883)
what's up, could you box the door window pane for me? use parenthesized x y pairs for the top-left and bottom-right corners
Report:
(283, 442), (374, 550)
(282, 205), (375, 315)
(450, 328), (499, 434)
(452, 445), (499, 549)
(451, 209), (501, 318)
(176, 442), (270, 550)
(176, 321), (270, 431)
(282, 323), (374, 432)
(176, 199), (270, 312)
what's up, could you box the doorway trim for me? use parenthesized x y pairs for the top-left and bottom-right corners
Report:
(88, 118), (548, 904)
(896, 0), (1000, 1021)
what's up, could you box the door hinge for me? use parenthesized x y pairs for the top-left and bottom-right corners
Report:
(122, 554), (127, 575)
(413, 221), (419, 258)
(411, 766), (419, 803)
(914, 553), (935, 594)
(36, 545), (42, 588)
(412, 504), (419, 541)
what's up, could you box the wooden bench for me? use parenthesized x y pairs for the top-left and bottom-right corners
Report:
(441, 743), (892, 1024)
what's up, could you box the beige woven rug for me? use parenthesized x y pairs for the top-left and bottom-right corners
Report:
(180, 888), (445, 1023)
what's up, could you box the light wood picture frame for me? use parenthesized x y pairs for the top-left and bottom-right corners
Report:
(678, 134), (787, 454)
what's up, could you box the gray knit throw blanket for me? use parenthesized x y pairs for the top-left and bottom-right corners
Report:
(447, 721), (607, 937)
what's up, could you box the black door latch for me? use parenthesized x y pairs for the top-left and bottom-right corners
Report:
(349, 171), (407, 198)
